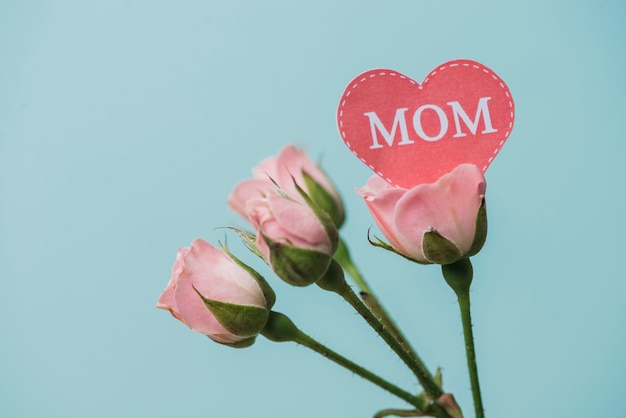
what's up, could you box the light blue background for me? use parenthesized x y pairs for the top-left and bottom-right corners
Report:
(1, 1), (624, 417)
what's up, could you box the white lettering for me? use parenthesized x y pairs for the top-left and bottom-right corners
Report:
(363, 108), (413, 149)
(412, 104), (448, 142)
(447, 97), (498, 138)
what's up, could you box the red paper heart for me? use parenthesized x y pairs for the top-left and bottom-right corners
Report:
(337, 59), (515, 188)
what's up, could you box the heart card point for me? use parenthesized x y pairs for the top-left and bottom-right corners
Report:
(337, 59), (515, 188)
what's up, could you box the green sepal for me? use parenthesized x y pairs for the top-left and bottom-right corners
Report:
(408, 368), (443, 415)
(367, 228), (430, 265)
(220, 242), (276, 309)
(436, 393), (464, 418)
(466, 197), (488, 258)
(422, 229), (462, 265)
(264, 234), (332, 286)
(292, 178), (339, 254)
(211, 335), (257, 349)
(302, 170), (345, 229)
(434, 367), (443, 389)
(195, 289), (270, 337)
(226, 227), (267, 262)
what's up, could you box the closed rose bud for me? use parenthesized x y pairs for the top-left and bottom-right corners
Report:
(357, 164), (487, 265)
(228, 145), (345, 228)
(156, 238), (275, 348)
(245, 191), (338, 286)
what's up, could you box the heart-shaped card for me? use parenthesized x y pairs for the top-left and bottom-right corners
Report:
(337, 59), (514, 188)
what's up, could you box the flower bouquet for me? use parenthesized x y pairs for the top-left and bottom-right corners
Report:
(157, 145), (490, 418)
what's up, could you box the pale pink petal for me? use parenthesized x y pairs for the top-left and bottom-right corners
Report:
(266, 194), (331, 253)
(245, 196), (274, 231)
(232, 146), (343, 230)
(209, 332), (250, 344)
(270, 145), (304, 193)
(357, 175), (408, 253)
(156, 279), (181, 321)
(174, 272), (228, 338)
(228, 178), (273, 219)
(392, 183), (440, 261)
(246, 195), (331, 254)
(438, 164), (486, 252)
(183, 239), (265, 308)
(156, 247), (190, 321)
(252, 154), (280, 180)
(173, 239), (264, 340)
(395, 164), (485, 254)
(358, 174), (395, 195)
(276, 145), (339, 200)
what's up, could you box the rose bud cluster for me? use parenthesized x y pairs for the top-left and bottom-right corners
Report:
(228, 145), (342, 286)
(358, 163), (487, 265)
(157, 238), (275, 348)
(229, 145), (345, 229)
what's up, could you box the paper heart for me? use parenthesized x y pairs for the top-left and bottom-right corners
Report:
(337, 59), (515, 188)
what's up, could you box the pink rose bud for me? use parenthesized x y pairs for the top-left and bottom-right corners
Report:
(358, 164), (487, 265)
(156, 238), (275, 348)
(228, 145), (345, 228)
(245, 191), (338, 286)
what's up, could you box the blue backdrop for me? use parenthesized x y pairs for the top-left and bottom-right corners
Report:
(1, 1), (624, 417)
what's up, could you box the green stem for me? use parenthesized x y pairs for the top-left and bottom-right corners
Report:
(318, 261), (444, 400)
(334, 239), (434, 382)
(457, 291), (484, 418)
(360, 291), (430, 374)
(442, 258), (484, 418)
(334, 238), (372, 292)
(262, 311), (424, 408)
(374, 408), (423, 418)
